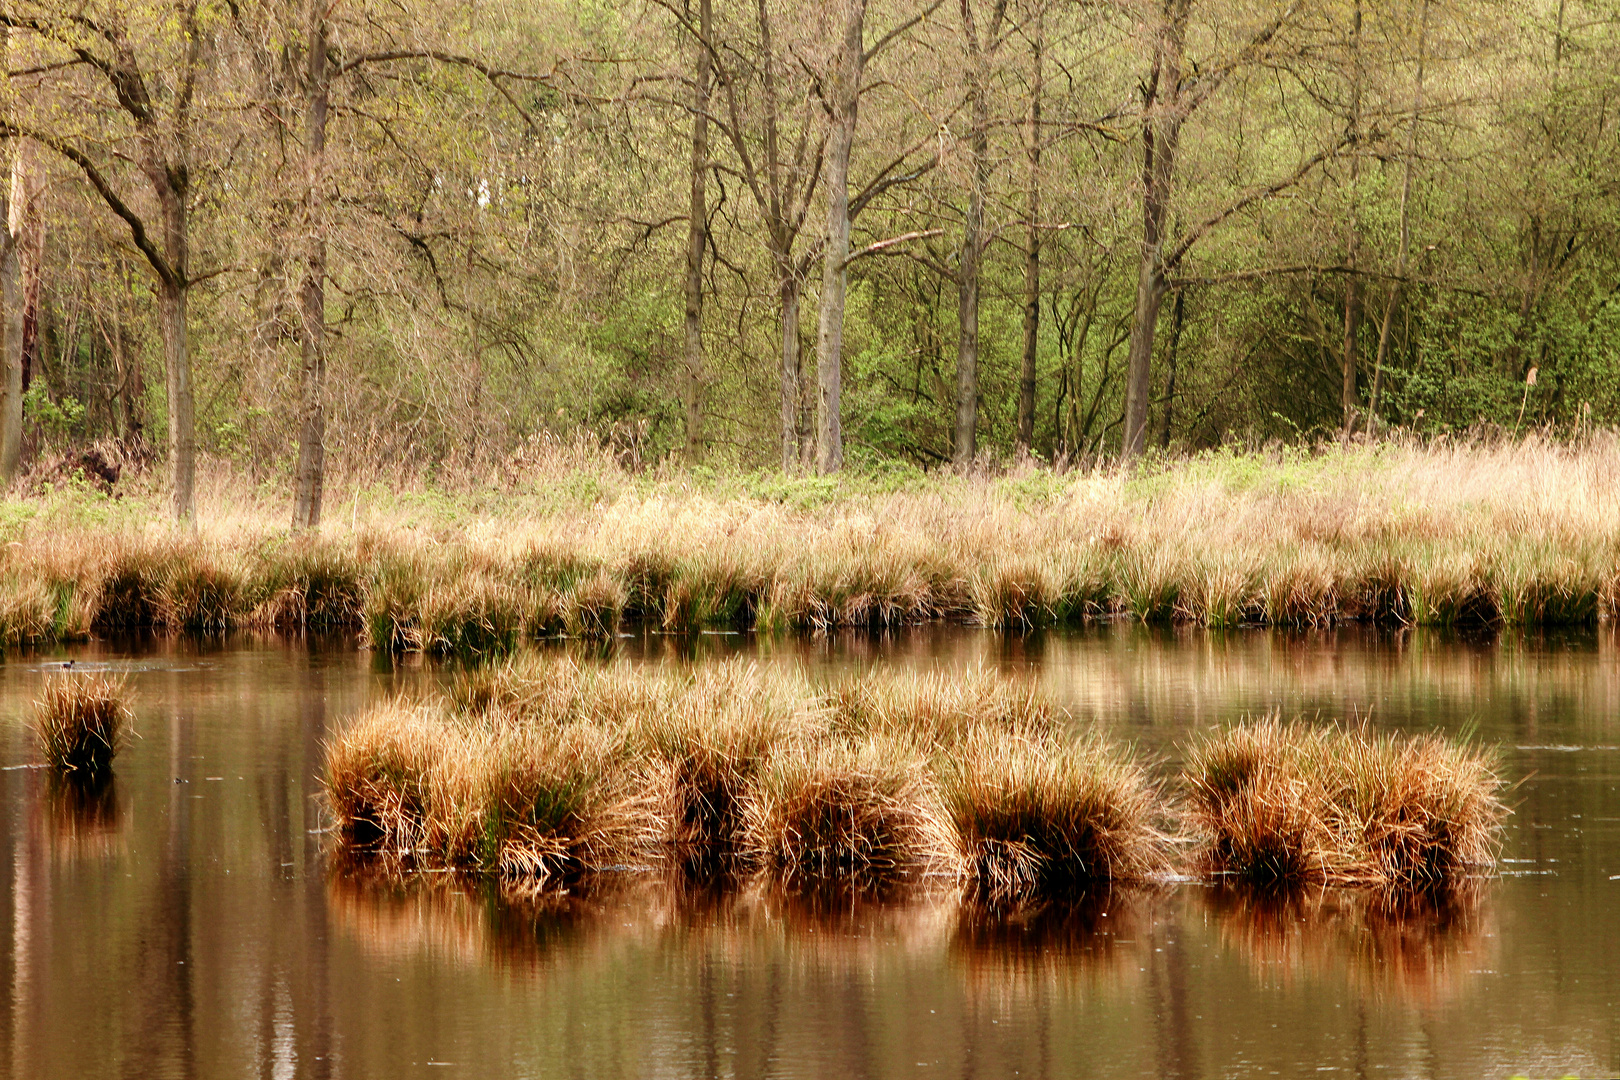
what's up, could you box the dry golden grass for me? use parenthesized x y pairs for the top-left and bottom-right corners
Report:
(739, 736), (942, 881)
(1181, 717), (1506, 886)
(4, 436), (1618, 648)
(936, 727), (1168, 895)
(31, 672), (132, 777)
(321, 663), (1188, 892)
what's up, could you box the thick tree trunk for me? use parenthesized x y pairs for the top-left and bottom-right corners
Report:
(1015, 8), (1043, 455)
(1122, 1), (1186, 459)
(1341, 0), (1362, 428)
(293, 0), (330, 531)
(1159, 286), (1185, 448)
(0, 223), (20, 483)
(953, 96), (987, 466)
(815, 1), (865, 475)
(158, 278), (195, 522)
(1369, 0), (1430, 422)
(682, 0), (714, 465)
(778, 269), (801, 471)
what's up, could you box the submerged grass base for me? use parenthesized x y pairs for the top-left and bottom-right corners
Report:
(320, 660), (1506, 893)
(5, 438), (1620, 651)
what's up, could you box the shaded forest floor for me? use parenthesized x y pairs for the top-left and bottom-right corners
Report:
(3, 435), (1618, 649)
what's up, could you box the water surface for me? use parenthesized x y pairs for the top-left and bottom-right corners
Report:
(2, 627), (1616, 1079)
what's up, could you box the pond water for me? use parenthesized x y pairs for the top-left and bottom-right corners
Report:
(1, 626), (1617, 1079)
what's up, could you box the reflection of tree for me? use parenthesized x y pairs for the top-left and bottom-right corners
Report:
(1204, 880), (1496, 1005)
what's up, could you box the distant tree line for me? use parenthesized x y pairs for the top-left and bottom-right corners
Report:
(2, 0), (1618, 521)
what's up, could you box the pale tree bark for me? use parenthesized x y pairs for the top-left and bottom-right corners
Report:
(292, 0), (331, 530)
(815, 0), (867, 475)
(0, 7), (207, 521)
(0, 183), (19, 483)
(1014, 2), (1044, 455)
(1121, 0), (1305, 459)
(1369, 0), (1430, 422)
(779, 271), (803, 469)
(953, 0), (1006, 467)
(9, 136), (43, 414)
(682, 0), (714, 464)
(1122, 0), (1190, 459)
(1341, 0), (1363, 429)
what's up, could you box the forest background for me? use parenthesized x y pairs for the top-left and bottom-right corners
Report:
(0, 0), (1616, 527)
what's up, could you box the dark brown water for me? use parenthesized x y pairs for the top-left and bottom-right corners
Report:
(2, 627), (1617, 1079)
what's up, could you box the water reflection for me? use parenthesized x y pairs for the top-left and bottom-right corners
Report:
(36, 775), (126, 864)
(1203, 881), (1497, 1005)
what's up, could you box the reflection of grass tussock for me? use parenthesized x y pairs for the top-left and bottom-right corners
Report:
(1182, 718), (1506, 886)
(38, 774), (127, 862)
(1206, 880), (1495, 1004)
(950, 888), (1150, 1000)
(32, 672), (132, 776)
(323, 660), (1173, 892)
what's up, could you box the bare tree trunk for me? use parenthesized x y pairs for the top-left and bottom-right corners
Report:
(778, 269), (801, 471)
(115, 260), (144, 445)
(815, 1), (866, 475)
(1159, 286), (1185, 448)
(953, 0), (1005, 467)
(1369, 0), (1430, 423)
(9, 137), (44, 411)
(682, 0), (714, 465)
(0, 207), (19, 483)
(1122, 0), (1188, 459)
(292, 0), (330, 530)
(1015, 4), (1043, 456)
(1341, 0), (1362, 429)
(158, 277), (195, 521)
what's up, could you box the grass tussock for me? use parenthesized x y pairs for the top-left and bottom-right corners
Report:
(1181, 717), (1506, 886)
(740, 737), (940, 881)
(937, 727), (1167, 895)
(323, 662), (1508, 892)
(31, 672), (132, 777)
(323, 662), (1189, 891)
(4, 438), (1620, 651)
(321, 698), (629, 879)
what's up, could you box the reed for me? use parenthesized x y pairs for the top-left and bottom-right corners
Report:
(1180, 717), (1506, 886)
(31, 672), (132, 777)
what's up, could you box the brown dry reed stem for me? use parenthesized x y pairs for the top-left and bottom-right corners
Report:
(1180, 717), (1506, 887)
(31, 672), (132, 777)
(5, 438), (1620, 651)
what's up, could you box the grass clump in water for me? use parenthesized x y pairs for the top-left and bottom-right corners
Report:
(740, 737), (938, 882)
(1181, 717), (1506, 886)
(936, 726), (1167, 895)
(32, 672), (132, 777)
(321, 698), (627, 880)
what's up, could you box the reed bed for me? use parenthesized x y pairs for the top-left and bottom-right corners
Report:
(31, 672), (132, 777)
(321, 661), (1505, 893)
(1180, 717), (1506, 886)
(3, 437), (1619, 650)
